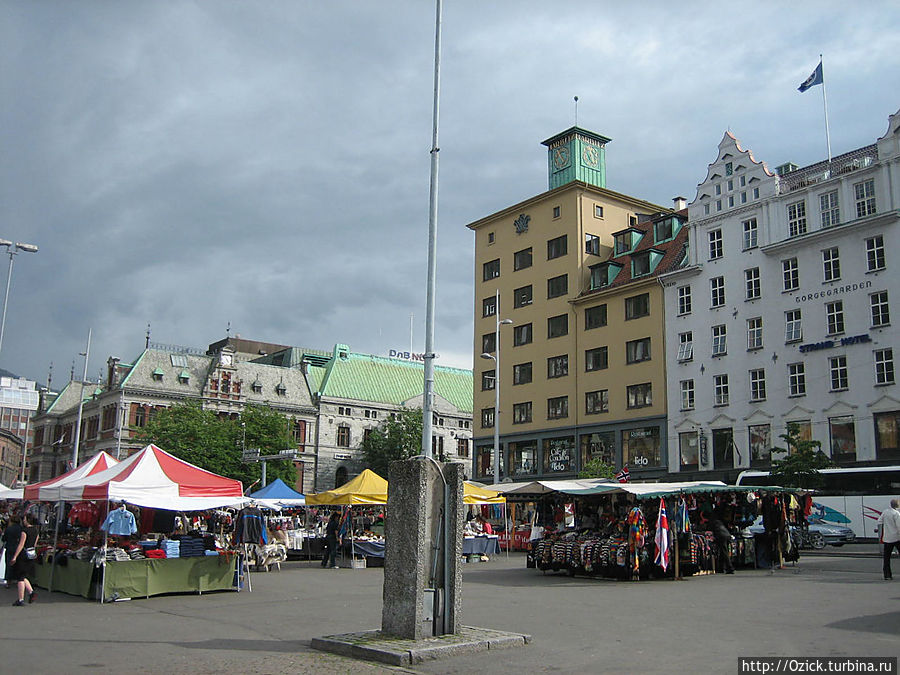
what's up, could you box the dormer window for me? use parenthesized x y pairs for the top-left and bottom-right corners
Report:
(178, 370), (190, 384)
(631, 249), (664, 278)
(152, 368), (164, 382)
(613, 228), (642, 256)
(276, 382), (286, 396)
(589, 262), (623, 290)
(252, 380), (262, 394)
(654, 216), (680, 243)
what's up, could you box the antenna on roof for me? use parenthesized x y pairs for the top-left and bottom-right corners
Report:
(145, 323), (151, 348)
(226, 321), (231, 337)
(573, 96), (579, 126)
(47, 361), (53, 391)
(70, 359), (75, 381)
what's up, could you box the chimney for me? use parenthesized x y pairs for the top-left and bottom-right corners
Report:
(673, 196), (687, 210)
(107, 357), (121, 388)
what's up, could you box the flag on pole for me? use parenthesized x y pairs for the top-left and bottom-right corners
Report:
(615, 464), (630, 483)
(654, 497), (670, 571)
(798, 61), (823, 93)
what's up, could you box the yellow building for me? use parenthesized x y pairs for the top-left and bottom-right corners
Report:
(468, 127), (688, 482)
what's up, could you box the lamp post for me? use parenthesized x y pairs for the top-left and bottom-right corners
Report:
(480, 290), (512, 485)
(0, 240), (39, 359)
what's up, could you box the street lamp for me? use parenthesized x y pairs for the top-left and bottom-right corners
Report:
(0, 240), (39, 359)
(480, 290), (512, 485)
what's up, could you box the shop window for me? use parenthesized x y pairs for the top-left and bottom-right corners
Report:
(679, 432), (699, 471)
(580, 431), (614, 469)
(712, 427), (733, 469)
(622, 427), (661, 469)
(749, 424), (771, 466)
(476, 445), (500, 480)
(829, 416), (856, 462)
(542, 436), (575, 473)
(874, 411), (900, 460)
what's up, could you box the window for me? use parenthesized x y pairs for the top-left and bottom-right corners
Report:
(743, 218), (758, 250)
(822, 247), (841, 282)
(708, 229), (723, 259)
(487, 232), (495, 244)
(753, 187), (760, 199)
(714, 374), (729, 406)
(875, 348), (895, 385)
(725, 161), (733, 175)
(585, 304), (607, 329)
(829, 355), (849, 391)
(789, 362), (806, 396)
(483, 258), (500, 280)
(548, 314), (568, 338)
(585, 390), (609, 415)
(782, 258), (799, 291)
(749, 368), (767, 401)
(677, 331), (693, 361)
(728, 195), (734, 207)
(584, 233), (601, 256)
(870, 291), (890, 327)
(547, 274), (568, 298)
(482, 296), (496, 317)
(749, 424), (771, 466)
(547, 235), (567, 260)
(655, 217), (675, 242)
(513, 402), (533, 424)
(614, 232), (633, 256)
(481, 408), (494, 428)
(788, 201), (807, 237)
(830, 415), (856, 461)
(513, 285), (533, 308)
(632, 252), (652, 277)
(509, 439), (537, 474)
(727, 179), (734, 191)
(710, 276), (725, 307)
(866, 235), (885, 271)
(679, 431), (699, 470)
(820, 190), (840, 227)
(747, 317), (763, 350)
(741, 191), (747, 204)
(134, 405), (146, 428)
(585, 346), (608, 372)
(481, 369), (495, 391)
(456, 438), (470, 458)
(594, 205), (604, 218)
(514, 247), (533, 271)
(625, 337), (651, 364)
(513, 323), (532, 346)
(513, 362), (532, 385)
(336, 425), (351, 447)
(715, 184), (722, 195)
(622, 426), (662, 468)
(826, 301), (845, 335)
(482, 332), (496, 353)
(745, 268), (761, 300)
(552, 206), (561, 218)
(625, 293), (649, 320)
(677, 286), (692, 315)
(626, 383), (652, 409)
(854, 179), (876, 217)
(875, 411), (900, 460)
(547, 396), (568, 419)
(547, 355), (568, 379)
(785, 309), (802, 342)
(712, 324), (727, 356)
(680, 379), (695, 411)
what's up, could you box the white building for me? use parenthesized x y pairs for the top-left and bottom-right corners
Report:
(662, 109), (900, 481)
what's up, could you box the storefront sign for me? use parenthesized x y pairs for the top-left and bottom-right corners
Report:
(334, 453), (352, 460)
(795, 280), (871, 303)
(389, 350), (425, 361)
(799, 333), (871, 353)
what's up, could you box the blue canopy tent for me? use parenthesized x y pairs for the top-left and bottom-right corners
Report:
(248, 478), (306, 509)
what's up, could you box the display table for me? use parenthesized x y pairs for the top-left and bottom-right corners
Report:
(464, 535), (500, 555)
(35, 554), (236, 600)
(351, 540), (385, 558)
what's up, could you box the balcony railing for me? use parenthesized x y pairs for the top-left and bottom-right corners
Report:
(777, 145), (878, 193)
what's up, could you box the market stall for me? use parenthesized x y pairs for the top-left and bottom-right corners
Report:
(34, 444), (246, 601)
(463, 482), (505, 557)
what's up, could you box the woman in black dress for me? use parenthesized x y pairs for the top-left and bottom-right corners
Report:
(6, 513), (38, 605)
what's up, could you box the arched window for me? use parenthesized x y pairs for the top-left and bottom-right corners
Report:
(335, 466), (348, 489)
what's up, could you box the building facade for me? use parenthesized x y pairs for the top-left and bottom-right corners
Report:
(663, 109), (900, 481)
(0, 376), (40, 484)
(468, 127), (685, 482)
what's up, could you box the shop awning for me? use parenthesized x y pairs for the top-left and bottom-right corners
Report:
(306, 468), (388, 505)
(488, 478), (615, 497)
(463, 482), (505, 504)
(23, 451), (120, 501)
(249, 477), (306, 508)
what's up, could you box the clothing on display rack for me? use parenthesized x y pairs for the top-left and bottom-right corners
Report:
(100, 506), (138, 536)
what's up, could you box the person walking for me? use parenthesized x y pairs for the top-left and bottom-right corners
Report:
(6, 513), (38, 605)
(876, 498), (900, 580)
(708, 511), (735, 574)
(321, 512), (342, 569)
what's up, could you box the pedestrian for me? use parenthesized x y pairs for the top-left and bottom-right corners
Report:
(876, 498), (900, 580)
(5, 513), (38, 605)
(708, 510), (735, 574)
(321, 512), (341, 569)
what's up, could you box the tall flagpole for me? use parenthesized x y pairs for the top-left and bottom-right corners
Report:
(820, 54), (832, 163)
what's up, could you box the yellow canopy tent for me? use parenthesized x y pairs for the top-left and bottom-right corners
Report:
(305, 469), (388, 505)
(463, 482), (505, 504)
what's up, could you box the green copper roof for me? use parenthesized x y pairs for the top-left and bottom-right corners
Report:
(317, 353), (473, 413)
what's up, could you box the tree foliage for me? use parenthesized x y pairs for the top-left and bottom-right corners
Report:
(578, 458), (617, 480)
(769, 424), (834, 489)
(135, 401), (296, 489)
(359, 407), (424, 476)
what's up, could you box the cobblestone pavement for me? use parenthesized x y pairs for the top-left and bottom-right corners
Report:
(0, 551), (896, 674)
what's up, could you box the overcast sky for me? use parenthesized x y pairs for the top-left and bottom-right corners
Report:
(1, 1), (898, 388)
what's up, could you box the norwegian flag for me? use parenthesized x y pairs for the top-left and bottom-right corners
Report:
(654, 497), (670, 571)
(615, 464), (630, 483)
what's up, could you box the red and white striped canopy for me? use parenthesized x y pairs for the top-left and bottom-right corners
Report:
(23, 451), (119, 501)
(54, 444), (245, 510)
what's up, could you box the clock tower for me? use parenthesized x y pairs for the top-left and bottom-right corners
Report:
(542, 126), (611, 191)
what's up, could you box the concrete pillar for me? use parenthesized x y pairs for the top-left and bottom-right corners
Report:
(382, 458), (463, 639)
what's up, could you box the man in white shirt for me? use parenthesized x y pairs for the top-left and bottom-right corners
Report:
(876, 498), (900, 580)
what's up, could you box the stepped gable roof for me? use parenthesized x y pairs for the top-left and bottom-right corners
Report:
(316, 351), (473, 414)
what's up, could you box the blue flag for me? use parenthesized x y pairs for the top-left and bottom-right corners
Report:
(798, 61), (823, 93)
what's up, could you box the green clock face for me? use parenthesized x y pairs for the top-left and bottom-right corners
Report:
(582, 145), (599, 168)
(552, 146), (570, 170)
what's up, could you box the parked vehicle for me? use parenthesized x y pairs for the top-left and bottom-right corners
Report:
(747, 516), (855, 549)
